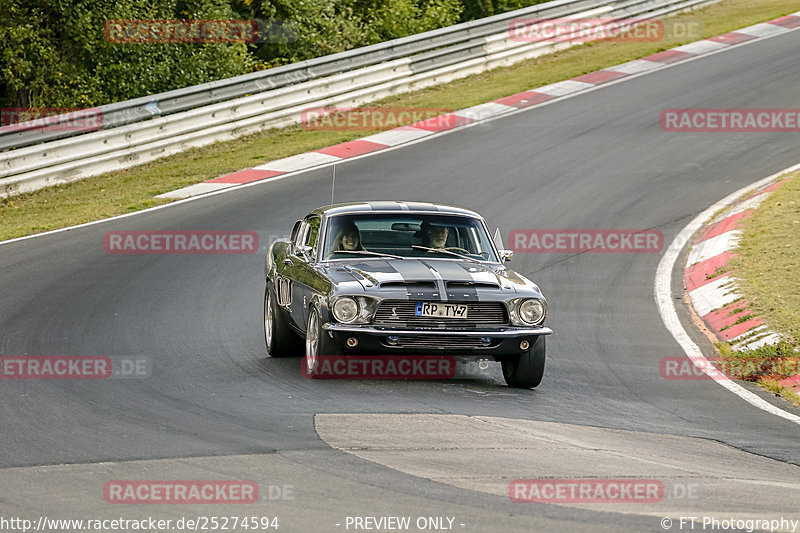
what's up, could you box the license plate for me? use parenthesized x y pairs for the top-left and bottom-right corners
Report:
(415, 302), (468, 319)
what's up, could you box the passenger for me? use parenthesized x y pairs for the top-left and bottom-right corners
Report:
(333, 221), (363, 252)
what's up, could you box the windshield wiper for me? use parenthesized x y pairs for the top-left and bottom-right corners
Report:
(332, 250), (406, 260)
(411, 245), (482, 264)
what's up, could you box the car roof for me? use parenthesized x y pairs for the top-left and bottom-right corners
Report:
(310, 201), (481, 218)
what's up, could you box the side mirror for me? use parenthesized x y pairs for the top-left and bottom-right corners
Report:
(296, 244), (313, 261)
(499, 249), (514, 263)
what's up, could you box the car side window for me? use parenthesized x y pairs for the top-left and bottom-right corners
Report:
(305, 216), (321, 248)
(302, 216), (321, 260)
(294, 221), (308, 249)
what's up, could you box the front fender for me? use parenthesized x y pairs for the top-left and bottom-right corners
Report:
(309, 294), (333, 325)
(266, 240), (292, 280)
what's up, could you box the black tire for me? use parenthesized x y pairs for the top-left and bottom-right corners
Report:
(264, 282), (300, 358)
(501, 335), (546, 389)
(304, 306), (341, 378)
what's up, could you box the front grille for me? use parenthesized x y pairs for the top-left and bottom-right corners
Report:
(373, 300), (507, 327)
(392, 335), (497, 349)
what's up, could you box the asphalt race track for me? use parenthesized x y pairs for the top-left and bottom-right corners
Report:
(1, 26), (799, 533)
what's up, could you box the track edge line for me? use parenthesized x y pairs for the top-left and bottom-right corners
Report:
(654, 162), (800, 425)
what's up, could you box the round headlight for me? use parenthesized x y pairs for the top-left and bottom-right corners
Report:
(518, 299), (545, 325)
(332, 297), (359, 323)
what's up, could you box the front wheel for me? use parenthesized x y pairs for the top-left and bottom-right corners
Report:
(501, 335), (546, 388)
(305, 307), (341, 378)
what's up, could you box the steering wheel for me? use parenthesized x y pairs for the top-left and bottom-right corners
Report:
(442, 246), (472, 254)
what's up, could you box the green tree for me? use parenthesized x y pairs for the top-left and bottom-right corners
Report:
(0, 0), (531, 110)
(458, 0), (548, 21)
(240, 0), (366, 67)
(0, 0), (253, 108)
(237, 0), (462, 68)
(354, 0), (463, 42)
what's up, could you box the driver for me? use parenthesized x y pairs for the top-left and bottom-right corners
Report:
(420, 222), (449, 249)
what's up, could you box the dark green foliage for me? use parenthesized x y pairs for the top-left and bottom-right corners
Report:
(458, 0), (550, 21)
(0, 0), (545, 109)
(0, 0), (253, 107)
(243, 0), (463, 67)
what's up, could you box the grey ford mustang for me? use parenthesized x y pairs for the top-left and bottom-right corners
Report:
(264, 201), (552, 388)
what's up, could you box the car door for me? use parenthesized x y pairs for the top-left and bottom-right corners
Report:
(279, 219), (309, 329)
(271, 219), (304, 330)
(289, 215), (324, 330)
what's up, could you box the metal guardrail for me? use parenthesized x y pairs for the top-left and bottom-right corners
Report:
(0, 0), (596, 152)
(0, 0), (717, 197)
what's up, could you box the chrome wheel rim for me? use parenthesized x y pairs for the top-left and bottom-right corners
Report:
(264, 287), (273, 349)
(306, 311), (319, 373)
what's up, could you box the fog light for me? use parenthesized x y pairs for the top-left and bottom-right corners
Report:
(519, 339), (530, 350)
(346, 337), (359, 348)
(387, 336), (399, 346)
(480, 337), (492, 346)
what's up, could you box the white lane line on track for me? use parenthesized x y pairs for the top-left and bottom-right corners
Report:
(2, 20), (800, 248)
(654, 162), (800, 426)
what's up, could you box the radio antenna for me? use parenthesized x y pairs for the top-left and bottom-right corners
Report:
(330, 164), (336, 208)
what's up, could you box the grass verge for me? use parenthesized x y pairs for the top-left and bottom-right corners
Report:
(729, 171), (800, 346)
(761, 380), (800, 407)
(712, 171), (800, 407)
(714, 341), (800, 408)
(1, 0), (799, 241)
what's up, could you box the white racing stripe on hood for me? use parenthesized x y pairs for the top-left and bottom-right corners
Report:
(422, 261), (448, 302)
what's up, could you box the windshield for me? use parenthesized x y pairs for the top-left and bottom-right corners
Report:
(322, 213), (499, 262)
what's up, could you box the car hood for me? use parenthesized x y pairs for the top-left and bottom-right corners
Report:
(323, 258), (544, 299)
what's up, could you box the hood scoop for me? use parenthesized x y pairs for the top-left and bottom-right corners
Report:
(380, 281), (437, 289)
(340, 265), (379, 287)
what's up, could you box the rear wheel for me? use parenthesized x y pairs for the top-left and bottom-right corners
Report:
(264, 282), (299, 358)
(501, 335), (546, 388)
(305, 307), (341, 378)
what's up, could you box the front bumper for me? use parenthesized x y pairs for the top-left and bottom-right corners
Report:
(322, 323), (553, 355)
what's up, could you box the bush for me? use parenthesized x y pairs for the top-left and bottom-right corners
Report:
(459, 0), (550, 21)
(0, 0), (253, 108)
(0, 0), (548, 109)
